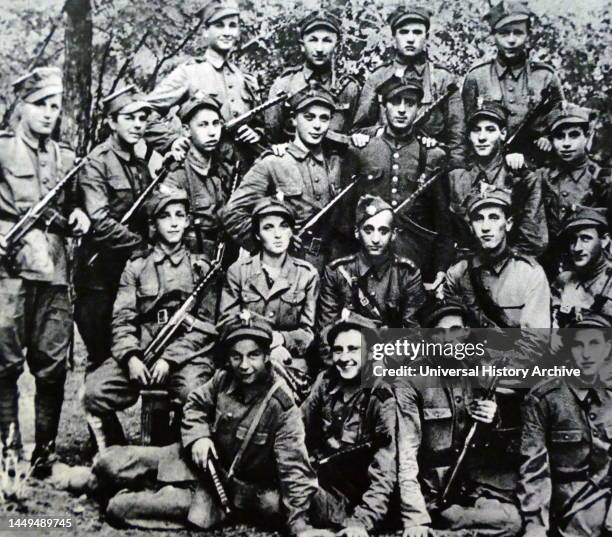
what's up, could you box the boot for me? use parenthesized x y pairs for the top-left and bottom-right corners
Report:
(86, 412), (126, 454)
(31, 379), (65, 478)
(0, 376), (22, 459)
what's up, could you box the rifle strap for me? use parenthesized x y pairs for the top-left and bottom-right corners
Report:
(467, 258), (512, 328)
(591, 268), (612, 313)
(337, 266), (383, 321)
(227, 379), (283, 479)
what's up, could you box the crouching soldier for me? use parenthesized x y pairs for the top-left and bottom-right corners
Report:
(84, 187), (217, 450)
(302, 311), (398, 537)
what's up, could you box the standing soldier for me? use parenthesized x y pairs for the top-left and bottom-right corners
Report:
(353, 5), (465, 169)
(265, 10), (359, 144)
(75, 86), (154, 371)
(0, 67), (90, 473)
(84, 188), (217, 450)
(318, 195), (426, 332)
(519, 313), (612, 537)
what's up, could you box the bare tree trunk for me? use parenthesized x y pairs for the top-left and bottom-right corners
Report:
(62, 0), (92, 154)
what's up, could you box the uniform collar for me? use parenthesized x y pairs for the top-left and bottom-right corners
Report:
(246, 253), (296, 300)
(382, 125), (415, 145)
(394, 53), (427, 76)
(495, 55), (526, 81)
(475, 153), (505, 184)
(286, 141), (325, 163)
(568, 379), (605, 406)
(187, 147), (212, 176)
(474, 248), (511, 275)
(108, 134), (134, 162)
(327, 371), (366, 404)
(577, 257), (610, 287)
(205, 48), (236, 71)
(303, 63), (333, 85)
(151, 243), (188, 266)
(357, 250), (393, 280)
(17, 125), (50, 153)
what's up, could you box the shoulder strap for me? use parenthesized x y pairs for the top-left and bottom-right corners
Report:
(467, 258), (512, 328)
(337, 265), (383, 321)
(227, 379), (283, 479)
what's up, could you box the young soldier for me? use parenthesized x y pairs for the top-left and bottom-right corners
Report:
(444, 186), (551, 328)
(396, 299), (521, 537)
(449, 101), (547, 256)
(519, 313), (612, 537)
(84, 188), (217, 450)
(462, 0), (564, 161)
(318, 195), (426, 331)
(0, 67), (90, 472)
(353, 5), (465, 169)
(223, 86), (344, 272)
(302, 311), (397, 537)
(220, 197), (319, 371)
(75, 86), (154, 370)
(265, 10), (359, 143)
(552, 208), (611, 326)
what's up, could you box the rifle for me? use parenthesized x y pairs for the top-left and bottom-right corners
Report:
(207, 452), (231, 515)
(392, 169), (446, 216)
(413, 83), (459, 133)
(314, 440), (374, 469)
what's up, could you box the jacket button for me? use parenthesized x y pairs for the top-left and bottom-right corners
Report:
(392, 176), (398, 183)
(455, 396), (463, 404)
(564, 434), (569, 439)
(482, 321), (490, 327)
(268, 312), (274, 318)
(590, 413), (597, 420)
(391, 200), (398, 207)
(561, 191), (569, 197)
(393, 153), (399, 159)
(592, 430), (598, 437)
(367, 174), (373, 180)
(392, 164), (399, 170)
(391, 188), (397, 194)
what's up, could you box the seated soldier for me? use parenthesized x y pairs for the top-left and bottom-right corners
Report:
(84, 187), (217, 450)
(90, 312), (321, 533)
(519, 313), (612, 537)
(219, 197), (319, 373)
(302, 310), (397, 537)
(449, 100), (547, 257)
(552, 207), (611, 326)
(396, 299), (521, 537)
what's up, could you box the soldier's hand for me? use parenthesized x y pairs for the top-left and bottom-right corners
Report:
(469, 399), (497, 424)
(150, 359), (170, 385)
(271, 143), (289, 157)
(535, 136), (552, 152)
(505, 152), (525, 170)
(271, 331), (285, 349)
(403, 525), (430, 537)
(336, 526), (369, 537)
(270, 345), (292, 365)
(127, 356), (150, 386)
(69, 208), (91, 236)
(424, 272), (446, 300)
(169, 136), (190, 163)
(236, 125), (261, 145)
(291, 233), (304, 251)
(191, 437), (217, 470)
(420, 136), (439, 149)
(350, 133), (370, 148)
(297, 529), (335, 537)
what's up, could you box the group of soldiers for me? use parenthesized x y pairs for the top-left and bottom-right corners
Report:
(0, 0), (610, 536)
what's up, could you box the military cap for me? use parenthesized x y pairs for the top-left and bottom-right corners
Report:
(355, 194), (394, 227)
(468, 99), (509, 127)
(251, 195), (296, 226)
(327, 308), (380, 346)
(299, 10), (341, 36)
(219, 310), (273, 347)
(387, 4), (433, 31)
(102, 85), (152, 116)
(147, 185), (189, 219)
(12, 67), (63, 103)
(421, 297), (468, 328)
(290, 84), (336, 112)
(561, 206), (608, 235)
(568, 312), (611, 329)
(178, 93), (222, 123)
(202, 0), (239, 25)
(484, 0), (532, 32)
(377, 76), (423, 103)
(549, 102), (595, 133)
(465, 184), (512, 216)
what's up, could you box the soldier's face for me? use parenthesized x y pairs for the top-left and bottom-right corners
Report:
(384, 94), (419, 131)
(294, 104), (331, 147)
(394, 22), (427, 58)
(301, 29), (338, 68)
(552, 126), (588, 163)
(206, 15), (240, 53)
(188, 108), (222, 152)
(155, 202), (188, 245)
(256, 214), (292, 256)
(433, 314), (470, 345)
(356, 210), (395, 257)
(332, 329), (365, 381)
(110, 110), (148, 145)
(494, 21), (529, 60)
(471, 206), (512, 252)
(569, 328), (612, 382)
(20, 93), (62, 137)
(228, 338), (269, 385)
(470, 119), (506, 158)
(569, 227), (608, 269)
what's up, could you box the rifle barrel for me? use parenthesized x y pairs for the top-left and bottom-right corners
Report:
(207, 459), (231, 514)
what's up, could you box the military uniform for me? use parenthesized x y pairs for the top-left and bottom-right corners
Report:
(75, 88), (153, 370)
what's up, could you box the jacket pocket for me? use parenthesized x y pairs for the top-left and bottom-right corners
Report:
(279, 291), (306, 326)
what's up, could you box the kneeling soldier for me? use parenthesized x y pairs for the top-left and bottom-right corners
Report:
(84, 187), (217, 449)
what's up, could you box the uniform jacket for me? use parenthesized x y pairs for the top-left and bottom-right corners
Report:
(353, 57), (466, 169)
(265, 64), (360, 143)
(0, 128), (76, 283)
(220, 253), (319, 357)
(301, 370), (397, 531)
(518, 378), (612, 537)
(317, 251), (426, 330)
(181, 369), (319, 536)
(111, 243), (216, 368)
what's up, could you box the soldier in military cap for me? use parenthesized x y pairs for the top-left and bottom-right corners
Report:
(75, 85), (155, 371)
(552, 208), (611, 326)
(449, 100), (547, 257)
(462, 0), (564, 163)
(518, 313), (612, 537)
(223, 86), (347, 272)
(353, 4), (466, 169)
(0, 66), (90, 472)
(318, 194), (426, 333)
(444, 186), (551, 328)
(83, 187), (218, 451)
